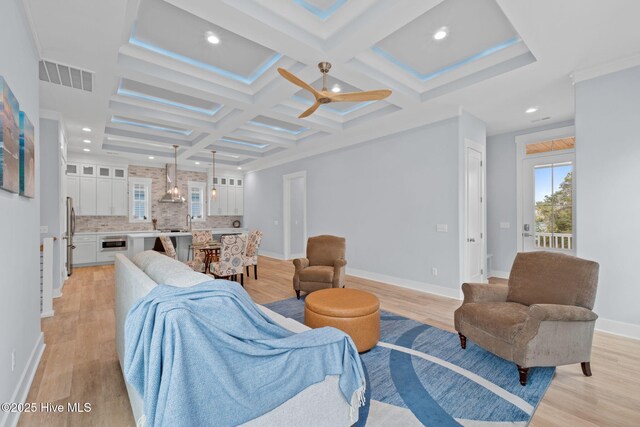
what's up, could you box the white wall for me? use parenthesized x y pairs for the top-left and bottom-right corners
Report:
(39, 118), (63, 293)
(0, 1), (44, 425)
(575, 66), (640, 334)
(486, 120), (574, 275)
(245, 117), (475, 297)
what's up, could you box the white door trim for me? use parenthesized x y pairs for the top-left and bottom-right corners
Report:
(515, 125), (576, 253)
(283, 171), (307, 260)
(463, 138), (486, 283)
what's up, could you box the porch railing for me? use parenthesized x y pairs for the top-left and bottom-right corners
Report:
(535, 232), (573, 250)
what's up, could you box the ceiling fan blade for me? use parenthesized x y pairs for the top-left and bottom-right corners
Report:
(277, 68), (321, 99)
(298, 101), (321, 118)
(330, 89), (392, 102)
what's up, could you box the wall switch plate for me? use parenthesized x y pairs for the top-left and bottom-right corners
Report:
(500, 222), (511, 229)
(432, 268), (438, 276)
(436, 224), (448, 233)
(40, 225), (48, 233)
(273, 220), (279, 226)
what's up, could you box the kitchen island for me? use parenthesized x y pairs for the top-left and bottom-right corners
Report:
(127, 228), (248, 261)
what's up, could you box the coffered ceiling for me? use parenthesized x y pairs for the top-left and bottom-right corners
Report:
(24, 0), (640, 172)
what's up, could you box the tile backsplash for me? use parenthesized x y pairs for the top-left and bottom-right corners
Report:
(75, 165), (243, 232)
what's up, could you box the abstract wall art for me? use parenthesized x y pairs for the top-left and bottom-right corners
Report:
(0, 76), (20, 194)
(20, 111), (35, 198)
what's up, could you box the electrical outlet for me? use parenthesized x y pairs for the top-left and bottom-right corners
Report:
(432, 267), (438, 276)
(11, 349), (15, 372)
(436, 224), (448, 233)
(273, 220), (279, 226)
(40, 225), (48, 233)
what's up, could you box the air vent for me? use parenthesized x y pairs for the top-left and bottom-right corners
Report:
(39, 60), (93, 92)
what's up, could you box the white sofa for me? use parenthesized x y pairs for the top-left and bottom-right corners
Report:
(114, 251), (355, 427)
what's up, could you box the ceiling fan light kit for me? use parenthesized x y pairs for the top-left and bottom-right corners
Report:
(277, 61), (392, 118)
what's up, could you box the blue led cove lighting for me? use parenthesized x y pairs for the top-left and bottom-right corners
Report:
(117, 85), (223, 116)
(248, 120), (308, 135)
(129, 25), (282, 85)
(220, 137), (268, 149)
(294, 0), (347, 20)
(111, 116), (193, 136)
(373, 37), (521, 82)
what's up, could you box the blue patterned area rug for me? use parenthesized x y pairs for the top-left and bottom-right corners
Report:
(264, 297), (555, 427)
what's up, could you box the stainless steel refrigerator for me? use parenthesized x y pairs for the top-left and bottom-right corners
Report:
(65, 196), (76, 276)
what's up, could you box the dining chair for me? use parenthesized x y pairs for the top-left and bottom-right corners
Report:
(159, 234), (206, 273)
(186, 230), (211, 272)
(244, 230), (264, 280)
(210, 234), (247, 286)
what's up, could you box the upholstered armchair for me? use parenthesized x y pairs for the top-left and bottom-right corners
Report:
(211, 234), (247, 286)
(293, 235), (347, 299)
(244, 230), (263, 279)
(454, 251), (599, 385)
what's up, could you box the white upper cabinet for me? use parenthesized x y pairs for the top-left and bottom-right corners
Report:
(81, 164), (96, 177)
(79, 177), (97, 216)
(98, 166), (111, 178)
(67, 162), (128, 216)
(208, 174), (244, 216)
(66, 163), (79, 176)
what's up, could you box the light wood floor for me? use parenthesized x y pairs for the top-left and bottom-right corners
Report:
(20, 257), (640, 426)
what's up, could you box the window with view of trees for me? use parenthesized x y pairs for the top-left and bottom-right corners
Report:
(534, 163), (573, 249)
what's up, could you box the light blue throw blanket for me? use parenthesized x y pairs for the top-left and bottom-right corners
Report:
(124, 280), (365, 427)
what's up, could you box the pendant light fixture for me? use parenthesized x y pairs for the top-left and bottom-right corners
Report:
(172, 145), (184, 202)
(211, 150), (217, 199)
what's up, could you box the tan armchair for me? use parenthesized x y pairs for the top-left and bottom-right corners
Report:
(454, 251), (599, 385)
(293, 235), (347, 299)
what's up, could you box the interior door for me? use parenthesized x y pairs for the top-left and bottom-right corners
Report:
(465, 144), (484, 283)
(521, 153), (575, 253)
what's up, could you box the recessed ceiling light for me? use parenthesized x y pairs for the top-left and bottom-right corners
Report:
(237, 167), (242, 170)
(525, 106), (539, 114)
(83, 139), (91, 143)
(83, 148), (90, 152)
(433, 27), (448, 40)
(195, 161), (200, 165)
(148, 156), (155, 160)
(331, 85), (341, 93)
(82, 127), (91, 132)
(206, 32), (220, 45)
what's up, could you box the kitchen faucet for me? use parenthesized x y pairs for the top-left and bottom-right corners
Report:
(186, 214), (192, 231)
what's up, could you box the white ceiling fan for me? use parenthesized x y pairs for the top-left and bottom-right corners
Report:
(278, 62), (392, 118)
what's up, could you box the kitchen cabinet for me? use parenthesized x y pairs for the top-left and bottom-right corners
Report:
(96, 178), (128, 216)
(67, 176), (79, 206)
(112, 180), (127, 216)
(96, 178), (111, 215)
(79, 177), (97, 216)
(67, 163), (127, 216)
(73, 235), (97, 265)
(208, 174), (243, 216)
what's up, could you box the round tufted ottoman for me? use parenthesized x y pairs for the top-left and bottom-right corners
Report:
(304, 288), (380, 353)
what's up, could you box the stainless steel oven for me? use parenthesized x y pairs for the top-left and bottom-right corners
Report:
(100, 236), (128, 252)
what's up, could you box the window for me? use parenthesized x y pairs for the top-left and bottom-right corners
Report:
(129, 178), (151, 223)
(188, 181), (206, 221)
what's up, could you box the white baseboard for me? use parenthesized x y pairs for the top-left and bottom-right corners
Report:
(596, 317), (640, 340)
(2, 332), (45, 427)
(53, 276), (67, 298)
(489, 270), (510, 279)
(259, 250), (286, 260)
(346, 267), (461, 300)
